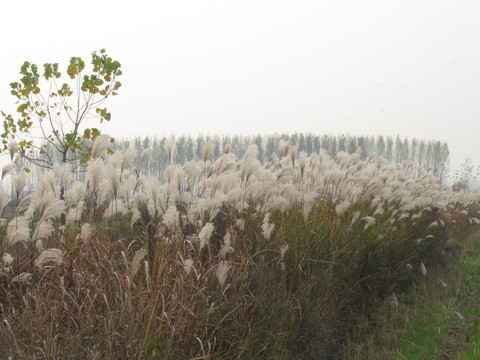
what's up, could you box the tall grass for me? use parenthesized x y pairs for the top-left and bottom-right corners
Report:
(0, 139), (479, 359)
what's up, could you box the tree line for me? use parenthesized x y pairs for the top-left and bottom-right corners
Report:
(13, 133), (449, 189)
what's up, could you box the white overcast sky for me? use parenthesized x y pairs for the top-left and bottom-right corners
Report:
(0, 0), (479, 172)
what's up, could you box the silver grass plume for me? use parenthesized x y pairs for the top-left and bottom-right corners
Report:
(209, 153), (237, 177)
(24, 193), (65, 243)
(302, 192), (316, 221)
(219, 230), (234, 259)
(31, 221), (55, 244)
(361, 216), (376, 231)
(2, 164), (13, 180)
(119, 176), (138, 208)
(261, 212), (275, 240)
(86, 158), (107, 210)
(224, 143), (231, 154)
(298, 151), (308, 181)
(388, 292), (399, 308)
(66, 201), (84, 224)
(77, 223), (92, 242)
(2, 253), (13, 267)
(324, 168), (346, 188)
(35, 248), (63, 268)
(351, 211), (361, 225)
(216, 260), (230, 287)
(91, 134), (111, 159)
(53, 163), (71, 191)
(289, 145), (298, 167)
(278, 139), (289, 158)
(144, 260), (150, 290)
(438, 278), (447, 288)
(109, 152), (124, 170)
(130, 207), (141, 228)
(198, 222), (214, 250)
(420, 262), (427, 277)
(141, 176), (168, 219)
(120, 147), (136, 177)
(240, 145), (260, 186)
(165, 164), (182, 188)
(67, 182), (87, 205)
(182, 258), (194, 275)
(28, 193), (65, 224)
(130, 248), (147, 278)
(203, 140), (214, 162)
(0, 186), (10, 216)
(265, 153), (279, 169)
(398, 213), (409, 221)
(173, 167), (185, 193)
(162, 205), (179, 232)
(428, 221), (438, 228)
(132, 192), (148, 208)
(164, 138), (176, 164)
(188, 198), (220, 225)
(8, 141), (19, 162)
(183, 159), (204, 189)
(12, 272), (33, 285)
(16, 193), (35, 215)
(103, 200), (125, 220)
(335, 151), (350, 169)
(12, 171), (28, 201)
(335, 199), (351, 217)
(280, 243), (289, 260)
(7, 216), (30, 247)
(235, 219), (245, 231)
(105, 165), (121, 200)
(39, 170), (57, 197)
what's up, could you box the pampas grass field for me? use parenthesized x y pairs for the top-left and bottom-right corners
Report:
(1, 135), (479, 359)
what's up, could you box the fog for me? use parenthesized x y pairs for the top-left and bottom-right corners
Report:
(1, 0), (479, 174)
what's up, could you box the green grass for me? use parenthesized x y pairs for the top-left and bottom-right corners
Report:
(456, 237), (480, 359)
(342, 227), (480, 359)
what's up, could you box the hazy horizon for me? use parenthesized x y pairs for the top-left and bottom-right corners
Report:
(1, 0), (479, 174)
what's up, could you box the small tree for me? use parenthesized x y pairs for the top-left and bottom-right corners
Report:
(452, 158), (479, 192)
(1, 49), (122, 171)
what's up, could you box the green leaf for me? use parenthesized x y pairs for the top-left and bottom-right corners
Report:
(58, 83), (73, 97)
(67, 57), (85, 79)
(67, 63), (77, 78)
(17, 103), (28, 113)
(91, 128), (100, 140)
(44, 63), (53, 79)
(46, 63), (61, 79)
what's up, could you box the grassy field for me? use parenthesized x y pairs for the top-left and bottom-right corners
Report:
(1, 139), (480, 359)
(341, 227), (480, 359)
